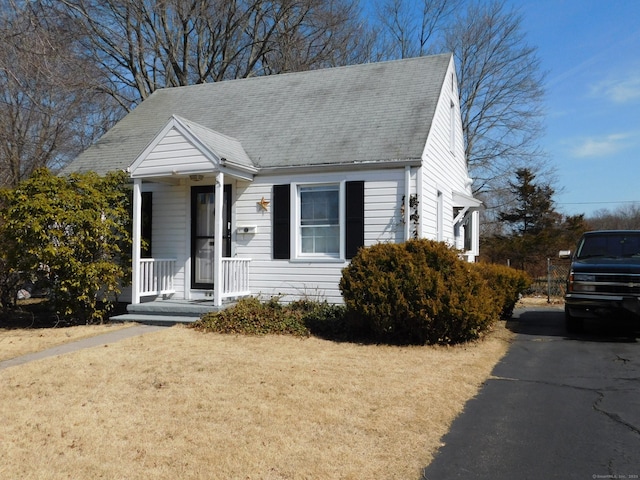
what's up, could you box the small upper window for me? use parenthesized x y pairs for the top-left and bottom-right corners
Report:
(299, 185), (340, 255)
(449, 100), (455, 153)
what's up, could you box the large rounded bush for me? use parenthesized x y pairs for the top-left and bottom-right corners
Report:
(339, 239), (500, 345)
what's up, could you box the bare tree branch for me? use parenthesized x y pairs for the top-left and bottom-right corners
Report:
(52, 0), (367, 109)
(374, 0), (460, 59)
(369, 0), (548, 219)
(443, 1), (547, 196)
(0, 0), (118, 187)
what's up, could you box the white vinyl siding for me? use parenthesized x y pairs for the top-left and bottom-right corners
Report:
(234, 170), (406, 303)
(421, 57), (473, 248)
(133, 128), (214, 178)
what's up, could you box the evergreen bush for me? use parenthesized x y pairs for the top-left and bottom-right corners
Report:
(339, 239), (500, 345)
(289, 299), (348, 339)
(471, 263), (531, 319)
(0, 168), (131, 323)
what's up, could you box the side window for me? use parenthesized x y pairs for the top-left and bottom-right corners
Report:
(464, 214), (472, 252)
(272, 182), (364, 261)
(449, 100), (455, 153)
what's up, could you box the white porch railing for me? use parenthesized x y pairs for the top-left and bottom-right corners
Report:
(138, 257), (251, 300)
(220, 258), (251, 298)
(139, 258), (176, 297)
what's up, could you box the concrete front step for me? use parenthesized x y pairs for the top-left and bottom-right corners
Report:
(110, 313), (201, 326)
(109, 299), (236, 325)
(126, 299), (233, 316)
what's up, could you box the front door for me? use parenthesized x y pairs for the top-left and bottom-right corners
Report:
(191, 185), (231, 289)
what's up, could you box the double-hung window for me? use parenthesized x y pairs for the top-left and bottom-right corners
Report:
(299, 184), (340, 256)
(272, 181), (364, 261)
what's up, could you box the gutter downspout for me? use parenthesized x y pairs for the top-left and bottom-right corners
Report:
(416, 165), (423, 238)
(404, 166), (411, 241)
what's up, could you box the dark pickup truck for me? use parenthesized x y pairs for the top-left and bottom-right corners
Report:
(563, 230), (640, 333)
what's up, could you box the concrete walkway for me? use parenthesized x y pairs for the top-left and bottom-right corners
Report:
(0, 324), (167, 371)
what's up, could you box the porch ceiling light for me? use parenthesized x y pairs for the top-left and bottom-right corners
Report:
(190, 174), (204, 182)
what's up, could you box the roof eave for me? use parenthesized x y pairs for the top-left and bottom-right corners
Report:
(257, 158), (423, 175)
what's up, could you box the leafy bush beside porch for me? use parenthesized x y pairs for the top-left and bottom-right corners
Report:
(0, 168), (131, 323)
(192, 296), (347, 338)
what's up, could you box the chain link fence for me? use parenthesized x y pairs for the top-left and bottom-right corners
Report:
(528, 258), (571, 300)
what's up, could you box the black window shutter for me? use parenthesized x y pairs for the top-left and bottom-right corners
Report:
(345, 181), (365, 259)
(273, 184), (291, 259)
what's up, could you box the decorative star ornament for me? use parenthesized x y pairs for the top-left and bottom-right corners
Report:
(258, 197), (270, 211)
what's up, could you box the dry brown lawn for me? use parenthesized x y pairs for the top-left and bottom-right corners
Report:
(0, 323), (134, 362)
(0, 322), (513, 479)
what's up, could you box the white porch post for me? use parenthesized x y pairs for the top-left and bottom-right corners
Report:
(213, 171), (224, 306)
(472, 209), (480, 259)
(132, 178), (142, 304)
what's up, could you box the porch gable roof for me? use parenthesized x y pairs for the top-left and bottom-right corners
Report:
(128, 115), (257, 180)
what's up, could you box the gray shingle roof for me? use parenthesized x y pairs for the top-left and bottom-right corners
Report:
(62, 54), (452, 175)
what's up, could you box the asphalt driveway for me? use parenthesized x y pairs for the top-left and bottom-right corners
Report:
(421, 306), (640, 480)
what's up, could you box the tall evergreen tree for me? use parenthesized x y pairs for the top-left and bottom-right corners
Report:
(499, 168), (556, 236)
(493, 168), (562, 276)
(483, 168), (580, 275)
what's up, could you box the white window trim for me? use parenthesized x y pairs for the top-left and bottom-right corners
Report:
(291, 181), (346, 261)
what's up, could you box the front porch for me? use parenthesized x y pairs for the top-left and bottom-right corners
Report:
(127, 115), (259, 311)
(116, 257), (251, 324)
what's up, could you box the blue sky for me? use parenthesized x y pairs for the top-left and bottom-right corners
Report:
(507, 0), (640, 217)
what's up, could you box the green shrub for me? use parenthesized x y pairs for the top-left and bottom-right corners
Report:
(471, 263), (531, 319)
(192, 296), (310, 336)
(289, 299), (348, 339)
(339, 239), (500, 345)
(0, 168), (131, 323)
